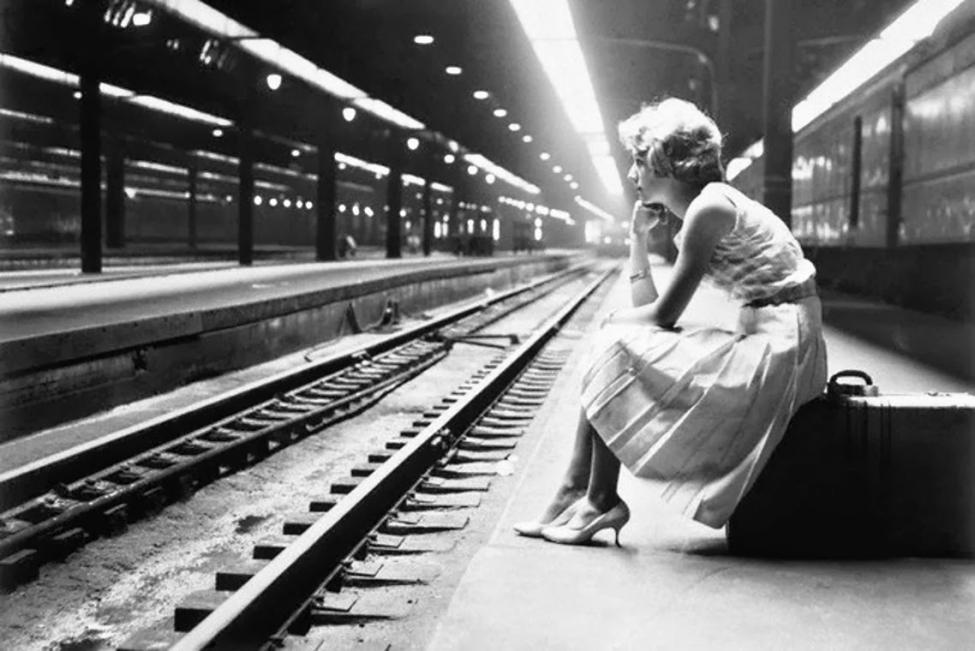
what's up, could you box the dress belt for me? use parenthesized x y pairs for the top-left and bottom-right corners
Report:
(744, 278), (818, 309)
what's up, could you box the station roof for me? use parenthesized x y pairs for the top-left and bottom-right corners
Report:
(0, 0), (918, 216)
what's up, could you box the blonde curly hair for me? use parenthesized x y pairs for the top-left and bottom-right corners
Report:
(618, 97), (724, 188)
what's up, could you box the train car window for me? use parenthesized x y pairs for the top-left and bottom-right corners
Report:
(849, 115), (862, 232)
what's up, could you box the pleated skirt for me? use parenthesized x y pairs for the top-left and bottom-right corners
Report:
(581, 296), (828, 528)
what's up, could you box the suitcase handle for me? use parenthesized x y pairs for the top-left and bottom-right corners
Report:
(827, 369), (879, 397)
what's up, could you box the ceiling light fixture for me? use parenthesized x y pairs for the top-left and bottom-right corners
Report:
(352, 97), (424, 129)
(407, 137), (420, 150)
(522, 135), (533, 143)
(0, 53), (232, 127)
(539, 152), (550, 161)
(141, 0), (425, 130)
(463, 153), (540, 194)
(342, 106), (356, 122)
(334, 152), (390, 177)
(473, 90), (489, 100)
(493, 108), (507, 118)
(508, 123), (521, 131)
(266, 73), (282, 90)
(413, 34), (434, 45)
(445, 66), (462, 75)
(508, 0), (622, 198)
(132, 10), (152, 26)
(575, 195), (614, 222)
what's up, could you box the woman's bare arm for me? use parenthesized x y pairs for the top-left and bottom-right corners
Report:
(627, 202), (662, 307)
(610, 195), (735, 328)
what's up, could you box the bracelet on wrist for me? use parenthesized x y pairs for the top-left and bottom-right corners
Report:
(629, 269), (650, 282)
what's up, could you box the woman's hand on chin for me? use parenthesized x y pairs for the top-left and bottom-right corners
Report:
(630, 199), (664, 238)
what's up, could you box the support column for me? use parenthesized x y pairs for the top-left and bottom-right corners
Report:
(423, 174), (434, 256)
(105, 142), (125, 249)
(448, 159), (465, 255)
(716, 0), (734, 123)
(79, 3), (102, 273)
(422, 148), (439, 256)
(187, 159), (198, 249)
(384, 130), (404, 259)
(237, 124), (254, 266)
(761, 0), (795, 226)
(316, 119), (337, 261)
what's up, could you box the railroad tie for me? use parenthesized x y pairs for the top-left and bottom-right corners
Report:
(402, 493), (481, 511)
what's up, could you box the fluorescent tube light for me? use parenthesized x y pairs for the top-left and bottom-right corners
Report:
(509, 0), (623, 196)
(574, 195), (615, 222)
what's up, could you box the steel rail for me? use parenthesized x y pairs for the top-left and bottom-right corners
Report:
(0, 263), (588, 511)
(0, 343), (446, 568)
(172, 266), (615, 650)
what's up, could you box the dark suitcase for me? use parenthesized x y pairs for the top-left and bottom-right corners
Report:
(727, 370), (975, 557)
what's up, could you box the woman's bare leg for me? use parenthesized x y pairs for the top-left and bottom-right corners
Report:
(556, 423), (625, 530)
(585, 428), (622, 511)
(533, 408), (593, 522)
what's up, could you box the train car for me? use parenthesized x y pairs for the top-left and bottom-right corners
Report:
(732, 5), (975, 320)
(0, 131), (586, 258)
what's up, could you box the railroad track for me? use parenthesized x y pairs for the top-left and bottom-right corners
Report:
(0, 263), (596, 591)
(110, 266), (616, 650)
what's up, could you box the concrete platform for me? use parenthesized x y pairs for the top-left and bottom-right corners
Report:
(427, 268), (975, 651)
(0, 250), (580, 437)
(0, 251), (572, 349)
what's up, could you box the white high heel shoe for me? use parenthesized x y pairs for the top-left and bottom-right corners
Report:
(541, 500), (630, 546)
(513, 499), (580, 538)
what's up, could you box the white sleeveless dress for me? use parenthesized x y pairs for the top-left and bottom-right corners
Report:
(581, 182), (828, 528)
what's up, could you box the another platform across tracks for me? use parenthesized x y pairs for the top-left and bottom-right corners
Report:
(0, 244), (406, 291)
(426, 265), (975, 651)
(0, 250), (582, 438)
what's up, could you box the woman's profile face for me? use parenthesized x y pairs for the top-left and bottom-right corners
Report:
(628, 150), (666, 204)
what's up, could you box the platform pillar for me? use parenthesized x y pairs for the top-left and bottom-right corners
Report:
(447, 160), (462, 255)
(105, 142), (125, 249)
(421, 177), (433, 257)
(385, 130), (404, 259)
(716, 0), (734, 123)
(237, 126), (254, 266)
(187, 159), (198, 249)
(761, 0), (795, 227)
(316, 121), (337, 261)
(78, 2), (102, 273)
